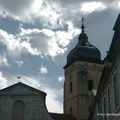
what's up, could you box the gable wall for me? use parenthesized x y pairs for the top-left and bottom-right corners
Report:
(0, 84), (54, 120)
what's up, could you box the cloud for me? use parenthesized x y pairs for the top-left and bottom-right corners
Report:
(44, 87), (63, 113)
(0, 1), (118, 65)
(0, 29), (39, 57)
(118, 2), (120, 6)
(0, 55), (9, 67)
(0, 0), (34, 20)
(0, 0), (33, 14)
(18, 27), (67, 57)
(52, 0), (120, 6)
(18, 24), (80, 62)
(117, 1), (120, 8)
(0, 0), (61, 27)
(58, 76), (64, 82)
(39, 65), (48, 74)
(16, 60), (24, 67)
(80, 2), (106, 14)
(0, 71), (8, 89)
(0, 0), (117, 28)
(55, 21), (80, 47)
(0, 22), (80, 63)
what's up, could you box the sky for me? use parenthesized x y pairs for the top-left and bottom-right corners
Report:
(0, 0), (120, 113)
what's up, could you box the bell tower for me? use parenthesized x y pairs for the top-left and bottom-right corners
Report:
(63, 18), (103, 120)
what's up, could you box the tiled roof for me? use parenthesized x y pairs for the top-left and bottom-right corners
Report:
(50, 113), (76, 120)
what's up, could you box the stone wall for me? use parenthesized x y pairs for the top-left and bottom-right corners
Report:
(0, 83), (54, 120)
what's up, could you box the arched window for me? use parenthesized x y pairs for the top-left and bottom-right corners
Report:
(88, 80), (94, 90)
(70, 81), (72, 93)
(13, 100), (25, 120)
(69, 107), (73, 115)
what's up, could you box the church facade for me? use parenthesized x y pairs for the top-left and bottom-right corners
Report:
(0, 82), (54, 120)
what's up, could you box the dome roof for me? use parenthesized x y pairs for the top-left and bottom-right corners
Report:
(64, 22), (102, 68)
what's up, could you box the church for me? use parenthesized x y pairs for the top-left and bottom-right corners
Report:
(63, 19), (103, 120)
(0, 17), (110, 120)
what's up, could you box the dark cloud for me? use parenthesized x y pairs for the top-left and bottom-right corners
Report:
(51, 0), (119, 5)
(48, 0), (116, 9)
(0, 0), (33, 14)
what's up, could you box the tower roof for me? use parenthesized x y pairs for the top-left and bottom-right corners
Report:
(64, 18), (103, 68)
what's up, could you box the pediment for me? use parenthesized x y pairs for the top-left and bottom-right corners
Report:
(0, 82), (46, 96)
